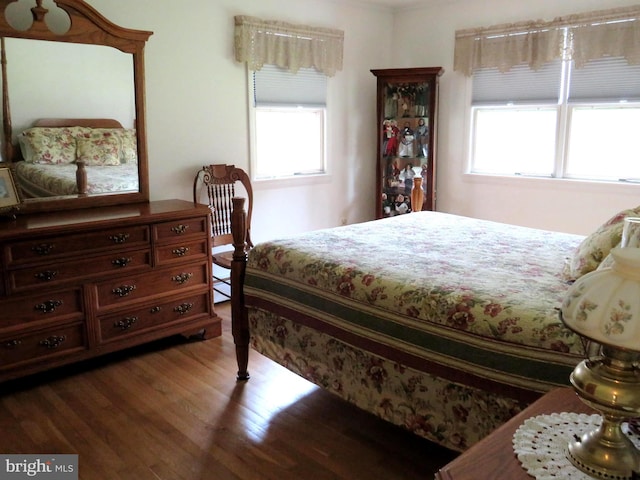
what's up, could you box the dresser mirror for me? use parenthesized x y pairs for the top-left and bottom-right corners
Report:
(0, 0), (152, 214)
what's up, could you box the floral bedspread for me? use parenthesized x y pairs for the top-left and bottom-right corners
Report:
(14, 161), (138, 196)
(244, 212), (586, 451)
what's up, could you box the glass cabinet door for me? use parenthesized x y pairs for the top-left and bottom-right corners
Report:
(371, 67), (443, 219)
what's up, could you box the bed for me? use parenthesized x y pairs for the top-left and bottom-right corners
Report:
(229, 203), (639, 452)
(11, 119), (139, 197)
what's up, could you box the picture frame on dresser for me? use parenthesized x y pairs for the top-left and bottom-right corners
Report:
(0, 167), (20, 215)
(0, 167), (19, 207)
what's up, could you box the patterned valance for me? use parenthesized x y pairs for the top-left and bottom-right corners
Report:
(454, 5), (640, 76)
(234, 15), (344, 77)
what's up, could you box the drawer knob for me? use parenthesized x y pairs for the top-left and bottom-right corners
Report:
(31, 243), (55, 255)
(171, 224), (189, 235)
(150, 306), (162, 313)
(172, 246), (190, 257)
(112, 285), (136, 297)
(39, 335), (66, 349)
(114, 316), (138, 330)
(174, 303), (194, 315)
(109, 233), (130, 244)
(112, 257), (133, 268)
(171, 272), (193, 285)
(34, 299), (63, 314)
(35, 270), (58, 282)
(4, 339), (22, 349)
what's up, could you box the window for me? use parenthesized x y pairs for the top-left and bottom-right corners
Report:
(250, 65), (327, 180)
(459, 8), (640, 182)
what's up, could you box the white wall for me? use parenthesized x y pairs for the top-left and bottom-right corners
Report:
(393, 0), (640, 235)
(88, 0), (392, 243)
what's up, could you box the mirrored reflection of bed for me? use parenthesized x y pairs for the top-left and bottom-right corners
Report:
(0, 25), (142, 204)
(12, 118), (139, 198)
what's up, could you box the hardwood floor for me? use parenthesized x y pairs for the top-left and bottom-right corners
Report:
(0, 302), (457, 480)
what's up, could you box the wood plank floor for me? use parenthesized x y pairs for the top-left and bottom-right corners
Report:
(0, 302), (457, 480)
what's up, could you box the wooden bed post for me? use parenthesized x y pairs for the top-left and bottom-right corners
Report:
(76, 161), (87, 196)
(230, 196), (250, 381)
(1, 37), (14, 163)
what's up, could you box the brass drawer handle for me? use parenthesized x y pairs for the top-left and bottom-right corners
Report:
(31, 243), (55, 255)
(112, 257), (133, 268)
(174, 303), (193, 315)
(39, 335), (66, 349)
(34, 299), (63, 314)
(4, 339), (22, 349)
(109, 233), (130, 244)
(35, 270), (58, 282)
(150, 306), (162, 314)
(112, 285), (136, 297)
(172, 247), (190, 257)
(114, 316), (138, 330)
(171, 224), (189, 235)
(171, 272), (193, 285)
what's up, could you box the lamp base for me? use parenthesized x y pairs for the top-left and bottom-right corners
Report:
(568, 347), (640, 480)
(567, 416), (640, 480)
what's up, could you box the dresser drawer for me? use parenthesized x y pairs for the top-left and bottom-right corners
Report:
(98, 292), (209, 342)
(0, 288), (83, 332)
(8, 249), (152, 293)
(153, 217), (207, 242)
(154, 238), (209, 266)
(0, 323), (87, 369)
(94, 261), (209, 310)
(6, 225), (150, 267)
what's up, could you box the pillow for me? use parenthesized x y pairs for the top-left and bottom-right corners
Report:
(18, 127), (84, 164)
(118, 129), (138, 164)
(567, 206), (640, 280)
(88, 128), (137, 164)
(76, 131), (121, 166)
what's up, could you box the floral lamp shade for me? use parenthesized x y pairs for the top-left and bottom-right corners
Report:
(561, 247), (640, 351)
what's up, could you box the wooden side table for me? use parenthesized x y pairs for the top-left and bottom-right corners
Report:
(435, 387), (593, 480)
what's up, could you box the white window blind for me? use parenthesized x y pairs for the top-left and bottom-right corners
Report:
(568, 56), (640, 102)
(253, 64), (327, 107)
(472, 60), (563, 105)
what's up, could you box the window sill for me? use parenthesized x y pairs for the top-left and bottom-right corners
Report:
(462, 172), (640, 194)
(252, 172), (332, 190)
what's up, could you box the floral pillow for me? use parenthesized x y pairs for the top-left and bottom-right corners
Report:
(18, 127), (85, 164)
(76, 131), (121, 166)
(566, 206), (640, 280)
(88, 128), (137, 164)
(119, 129), (137, 164)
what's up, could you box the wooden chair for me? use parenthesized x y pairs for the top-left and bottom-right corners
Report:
(193, 164), (253, 301)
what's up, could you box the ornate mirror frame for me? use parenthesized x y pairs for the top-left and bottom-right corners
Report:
(0, 0), (152, 213)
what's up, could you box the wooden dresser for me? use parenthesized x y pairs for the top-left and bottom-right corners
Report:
(0, 199), (220, 382)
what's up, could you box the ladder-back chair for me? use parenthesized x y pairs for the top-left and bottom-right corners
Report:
(193, 164), (253, 300)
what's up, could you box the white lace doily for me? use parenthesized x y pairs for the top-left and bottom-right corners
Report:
(512, 412), (640, 479)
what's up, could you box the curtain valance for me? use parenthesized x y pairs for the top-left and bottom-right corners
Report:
(234, 15), (344, 77)
(454, 5), (640, 76)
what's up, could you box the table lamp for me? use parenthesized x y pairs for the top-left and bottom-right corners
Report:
(560, 245), (640, 479)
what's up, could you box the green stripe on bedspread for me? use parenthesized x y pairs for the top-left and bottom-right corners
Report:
(245, 212), (586, 393)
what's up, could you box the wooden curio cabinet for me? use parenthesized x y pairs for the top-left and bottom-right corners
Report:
(371, 67), (443, 218)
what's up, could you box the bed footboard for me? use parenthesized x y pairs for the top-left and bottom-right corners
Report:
(230, 196), (250, 381)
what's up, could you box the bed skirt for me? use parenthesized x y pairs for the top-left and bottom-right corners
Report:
(249, 306), (537, 452)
